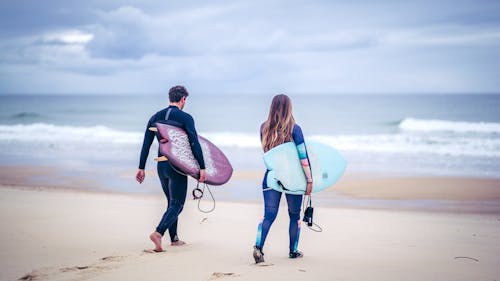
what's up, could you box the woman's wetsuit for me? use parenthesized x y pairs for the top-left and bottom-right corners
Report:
(255, 124), (309, 254)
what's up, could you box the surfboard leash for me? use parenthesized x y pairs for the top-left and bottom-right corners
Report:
(193, 182), (216, 213)
(164, 161), (216, 213)
(302, 195), (323, 232)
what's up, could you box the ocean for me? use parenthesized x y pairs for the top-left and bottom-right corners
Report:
(0, 94), (499, 196)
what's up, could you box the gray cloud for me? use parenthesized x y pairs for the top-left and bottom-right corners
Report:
(0, 0), (499, 94)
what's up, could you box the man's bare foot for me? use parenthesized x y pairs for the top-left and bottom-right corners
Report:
(171, 240), (186, 246)
(149, 232), (163, 252)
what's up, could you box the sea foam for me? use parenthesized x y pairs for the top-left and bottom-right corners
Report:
(1, 123), (499, 158)
(0, 123), (142, 144)
(399, 118), (500, 134)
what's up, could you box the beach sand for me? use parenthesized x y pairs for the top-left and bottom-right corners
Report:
(1, 178), (500, 281)
(335, 174), (500, 201)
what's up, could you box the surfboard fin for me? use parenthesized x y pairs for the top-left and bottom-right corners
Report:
(154, 156), (168, 162)
(149, 127), (158, 132)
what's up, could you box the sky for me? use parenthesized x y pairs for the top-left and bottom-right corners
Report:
(0, 0), (499, 95)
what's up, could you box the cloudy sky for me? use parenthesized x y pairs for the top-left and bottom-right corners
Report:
(0, 0), (499, 95)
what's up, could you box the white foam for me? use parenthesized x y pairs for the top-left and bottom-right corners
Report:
(201, 131), (500, 158)
(310, 134), (500, 158)
(201, 132), (261, 148)
(1, 124), (498, 158)
(399, 118), (500, 134)
(0, 123), (142, 145)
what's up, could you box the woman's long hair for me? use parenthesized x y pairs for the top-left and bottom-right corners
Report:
(261, 94), (295, 152)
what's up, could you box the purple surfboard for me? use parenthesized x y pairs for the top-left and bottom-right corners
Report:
(155, 123), (233, 185)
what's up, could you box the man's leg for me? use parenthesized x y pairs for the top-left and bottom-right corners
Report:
(157, 162), (184, 245)
(154, 162), (188, 248)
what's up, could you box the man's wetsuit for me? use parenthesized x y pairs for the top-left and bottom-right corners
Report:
(139, 105), (205, 241)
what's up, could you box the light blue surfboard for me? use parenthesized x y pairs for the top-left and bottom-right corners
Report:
(264, 141), (347, 194)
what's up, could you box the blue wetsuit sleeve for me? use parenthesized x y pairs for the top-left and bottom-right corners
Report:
(293, 124), (312, 184)
(138, 114), (156, 169)
(292, 124), (308, 160)
(184, 115), (206, 169)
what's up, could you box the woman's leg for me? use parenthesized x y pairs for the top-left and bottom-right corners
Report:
(285, 193), (303, 254)
(255, 189), (282, 250)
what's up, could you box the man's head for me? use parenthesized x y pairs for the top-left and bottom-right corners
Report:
(169, 85), (189, 109)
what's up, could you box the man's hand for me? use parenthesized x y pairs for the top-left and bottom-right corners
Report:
(305, 182), (313, 195)
(199, 169), (206, 183)
(136, 169), (145, 184)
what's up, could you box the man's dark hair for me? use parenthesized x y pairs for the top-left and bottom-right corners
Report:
(169, 85), (189, 102)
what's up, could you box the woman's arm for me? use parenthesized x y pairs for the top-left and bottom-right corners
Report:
(293, 125), (313, 194)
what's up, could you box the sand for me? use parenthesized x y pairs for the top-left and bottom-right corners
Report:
(1, 184), (499, 281)
(335, 175), (500, 201)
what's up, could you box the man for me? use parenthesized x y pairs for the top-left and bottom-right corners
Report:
(136, 85), (206, 252)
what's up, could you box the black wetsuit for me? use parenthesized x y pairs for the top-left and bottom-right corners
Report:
(138, 105), (205, 240)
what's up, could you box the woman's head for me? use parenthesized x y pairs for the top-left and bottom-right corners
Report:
(261, 94), (295, 152)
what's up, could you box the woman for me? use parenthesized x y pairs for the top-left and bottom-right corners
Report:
(253, 94), (313, 263)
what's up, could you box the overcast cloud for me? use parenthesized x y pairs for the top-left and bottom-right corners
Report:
(0, 0), (499, 94)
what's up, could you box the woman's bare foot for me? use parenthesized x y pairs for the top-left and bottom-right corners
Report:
(149, 232), (163, 252)
(171, 240), (186, 246)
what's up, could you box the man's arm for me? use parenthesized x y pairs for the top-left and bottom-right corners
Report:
(136, 115), (156, 184)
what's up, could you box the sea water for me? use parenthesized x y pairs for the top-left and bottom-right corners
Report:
(0, 94), (499, 195)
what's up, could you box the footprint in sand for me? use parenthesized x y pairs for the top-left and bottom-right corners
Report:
(255, 262), (274, 267)
(18, 273), (38, 280)
(18, 255), (125, 281)
(60, 265), (90, 272)
(60, 256), (123, 273)
(101, 256), (124, 262)
(142, 249), (166, 254)
(208, 272), (240, 280)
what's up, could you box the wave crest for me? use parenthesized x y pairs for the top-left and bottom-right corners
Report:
(399, 118), (500, 134)
(0, 123), (142, 145)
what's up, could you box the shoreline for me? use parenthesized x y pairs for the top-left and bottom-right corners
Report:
(1, 164), (500, 215)
(2, 169), (500, 214)
(3, 164), (500, 195)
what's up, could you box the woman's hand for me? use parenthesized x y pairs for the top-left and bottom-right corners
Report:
(305, 181), (313, 195)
